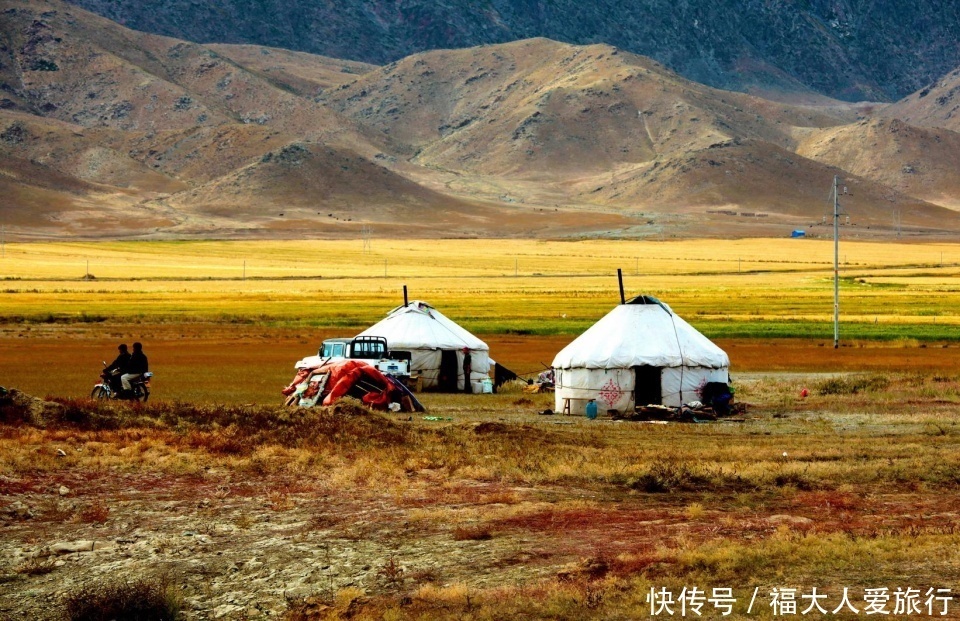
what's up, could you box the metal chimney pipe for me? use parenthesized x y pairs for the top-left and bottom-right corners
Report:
(617, 269), (625, 304)
(403, 285), (408, 307)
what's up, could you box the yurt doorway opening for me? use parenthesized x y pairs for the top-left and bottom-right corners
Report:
(634, 366), (662, 406)
(438, 350), (459, 392)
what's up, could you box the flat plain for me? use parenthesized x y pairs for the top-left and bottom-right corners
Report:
(2, 239), (960, 620)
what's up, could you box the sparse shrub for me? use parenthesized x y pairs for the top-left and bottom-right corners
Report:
(76, 501), (109, 524)
(684, 502), (705, 520)
(234, 513), (255, 530)
(30, 58), (59, 71)
(557, 555), (610, 582)
(377, 556), (405, 586)
(266, 490), (293, 511)
(183, 426), (249, 455)
(815, 374), (890, 395)
(307, 513), (341, 530)
(452, 524), (493, 541)
(0, 398), (30, 425)
(772, 470), (817, 491)
(62, 575), (182, 621)
(40, 502), (75, 523)
(627, 460), (753, 494)
(631, 461), (712, 493)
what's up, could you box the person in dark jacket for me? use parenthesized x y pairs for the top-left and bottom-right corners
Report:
(105, 344), (130, 392)
(121, 342), (149, 392)
(462, 347), (472, 394)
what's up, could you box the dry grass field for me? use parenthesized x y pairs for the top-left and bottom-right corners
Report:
(2, 238), (959, 337)
(3, 239), (960, 620)
(3, 376), (960, 620)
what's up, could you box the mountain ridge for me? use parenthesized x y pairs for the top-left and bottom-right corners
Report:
(60, 0), (960, 103)
(2, 0), (960, 240)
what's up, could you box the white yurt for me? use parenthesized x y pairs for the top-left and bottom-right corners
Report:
(552, 295), (730, 415)
(357, 300), (491, 392)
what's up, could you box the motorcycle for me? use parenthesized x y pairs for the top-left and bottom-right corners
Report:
(91, 362), (153, 402)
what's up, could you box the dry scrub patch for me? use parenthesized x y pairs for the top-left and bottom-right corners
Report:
(2, 375), (960, 619)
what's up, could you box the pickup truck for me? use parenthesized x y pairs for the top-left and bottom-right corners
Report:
(315, 336), (411, 379)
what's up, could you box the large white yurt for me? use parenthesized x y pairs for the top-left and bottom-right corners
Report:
(357, 300), (491, 392)
(552, 295), (730, 415)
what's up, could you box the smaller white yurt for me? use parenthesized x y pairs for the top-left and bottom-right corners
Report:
(552, 295), (730, 415)
(357, 300), (491, 392)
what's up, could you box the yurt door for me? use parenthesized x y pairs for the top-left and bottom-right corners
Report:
(438, 350), (459, 392)
(633, 365), (662, 406)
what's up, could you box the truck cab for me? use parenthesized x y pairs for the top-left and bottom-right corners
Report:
(320, 336), (388, 359)
(318, 336), (410, 379)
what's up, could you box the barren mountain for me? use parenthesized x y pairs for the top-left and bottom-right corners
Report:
(152, 140), (633, 238)
(321, 39), (858, 178)
(586, 138), (949, 230)
(0, 110), (183, 192)
(881, 68), (960, 133)
(157, 141), (479, 233)
(2, 0), (960, 239)
(319, 40), (959, 235)
(61, 0), (960, 103)
(797, 118), (960, 210)
(205, 45), (377, 99)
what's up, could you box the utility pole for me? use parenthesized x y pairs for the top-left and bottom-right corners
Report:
(361, 225), (372, 253)
(1, 224), (4, 258)
(833, 175), (841, 349)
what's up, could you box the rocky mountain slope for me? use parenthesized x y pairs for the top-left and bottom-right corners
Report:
(2, 0), (960, 239)
(796, 118), (960, 210)
(61, 0), (960, 103)
(881, 67), (960, 133)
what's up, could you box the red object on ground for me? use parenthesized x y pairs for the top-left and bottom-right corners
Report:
(282, 359), (395, 410)
(281, 368), (312, 396)
(800, 387), (809, 398)
(322, 359), (393, 408)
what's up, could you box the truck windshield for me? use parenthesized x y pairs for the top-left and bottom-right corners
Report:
(322, 342), (346, 357)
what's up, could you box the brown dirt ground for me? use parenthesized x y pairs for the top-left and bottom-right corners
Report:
(1, 326), (958, 403)
(6, 464), (960, 620)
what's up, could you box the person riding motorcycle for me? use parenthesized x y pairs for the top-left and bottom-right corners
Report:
(104, 344), (131, 393)
(121, 342), (149, 395)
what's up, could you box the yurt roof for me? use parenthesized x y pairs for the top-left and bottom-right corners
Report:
(552, 297), (728, 369)
(357, 300), (488, 351)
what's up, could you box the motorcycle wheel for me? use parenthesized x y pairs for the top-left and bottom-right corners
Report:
(91, 386), (110, 400)
(141, 389), (150, 403)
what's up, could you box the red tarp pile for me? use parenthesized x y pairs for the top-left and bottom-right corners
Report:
(282, 359), (419, 411)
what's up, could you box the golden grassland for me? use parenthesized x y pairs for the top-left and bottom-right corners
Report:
(1, 239), (959, 339)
